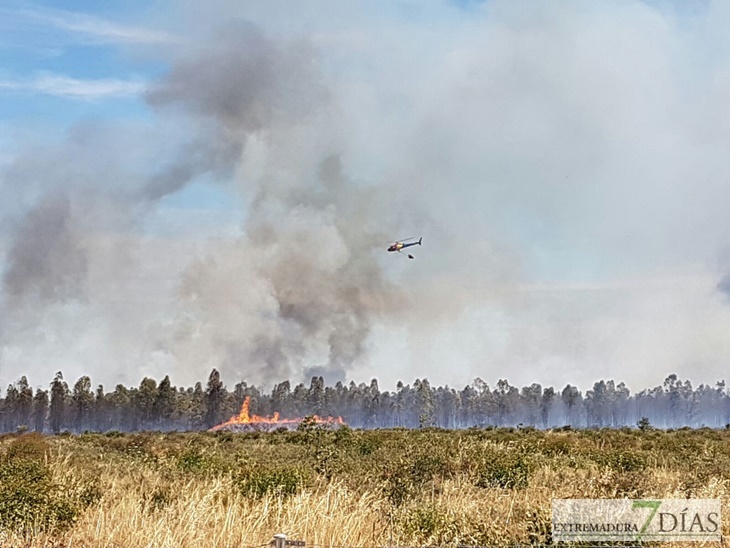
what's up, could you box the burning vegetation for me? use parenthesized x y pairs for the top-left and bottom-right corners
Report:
(209, 396), (345, 432)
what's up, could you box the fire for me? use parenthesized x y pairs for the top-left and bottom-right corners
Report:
(209, 396), (345, 432)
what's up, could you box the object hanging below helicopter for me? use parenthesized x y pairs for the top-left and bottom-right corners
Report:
(387, 237), (422, 259)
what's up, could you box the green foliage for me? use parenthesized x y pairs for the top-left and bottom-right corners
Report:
(177, 449), (209, 472)
(475, 450), (531, 489)
(235, 466), (307, 499)
(313, 444), (343, 479)
(397, 503), (457, 544)
(593, 449), (647, 472)
(0, 434), (98, 537)
(101, 434), (156, 463)
(538, 436), (571, 456)
(142, 486), (173, 513)
(637, 417), (652, 431)
(356, 436), (380, 456)
(214, 431), (235, 443)
(382, 447), (453, 506)
(333, 424), (353, 445)
(5, 432), (49, 462)
(175, 445), (246, 475)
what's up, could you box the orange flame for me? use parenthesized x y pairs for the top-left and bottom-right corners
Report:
(210, 396), (345, 431)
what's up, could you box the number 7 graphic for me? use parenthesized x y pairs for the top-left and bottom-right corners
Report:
(633, 500), (662, 541)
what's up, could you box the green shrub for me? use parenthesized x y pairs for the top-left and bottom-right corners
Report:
(397, 503), (457, 545)
(314, 445), (343, 479)
(539, 437), (571, 456)
(176, 448), (235, 475)
(214, 431), (234, 443)
(177, 449), (207, 472)
(0, 437), (96, 537)
(4, 433), (49, 462)
(475, 451), (531, 489)
(142, 486), (172, 513)
(594, 450), (647, 473)
(333, 424), (353, 446)
(235, 467), (306, 499)
(381, 448), (453, 507)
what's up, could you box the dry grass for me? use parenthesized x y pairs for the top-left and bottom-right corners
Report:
(1, 429), (730, 547)
(3, 475), (386, 548)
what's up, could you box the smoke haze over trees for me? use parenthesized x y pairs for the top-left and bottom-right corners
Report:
(5, 2), (730, 396)
(2, 370), (730, 433)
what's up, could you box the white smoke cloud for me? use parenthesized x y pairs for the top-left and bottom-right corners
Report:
(3, 1), (730, 393)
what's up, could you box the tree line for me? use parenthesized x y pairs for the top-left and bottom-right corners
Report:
(1, 370), (729, 434)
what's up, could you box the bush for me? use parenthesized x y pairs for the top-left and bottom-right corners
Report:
(176, 448), (236, 475)
(595, 450), (647, 473)
(539, 437), (571, 456)
(0, 435), (95, 537)
(475, 452), (531, 489)
(333, 424), (353, 446)
(235, 467), (306, 499)
(142, 486), (173, 513)
(4, 433), (49, 462)
(177, 449), (208, 472)
(397, 503), (458, 545)
(381, 447), (453, 507)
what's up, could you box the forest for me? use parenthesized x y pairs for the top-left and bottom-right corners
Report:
(1, 369), (729, 433)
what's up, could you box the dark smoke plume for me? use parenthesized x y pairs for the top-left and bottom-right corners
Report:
(3, 193), (88, 308)
(140, 21), (403, 383)
(143, 20), (327, 200)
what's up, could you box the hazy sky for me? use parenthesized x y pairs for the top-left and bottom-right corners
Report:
(2, 0), (730, 395)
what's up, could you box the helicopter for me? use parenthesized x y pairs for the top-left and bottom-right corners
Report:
(387, 236), (422, 259)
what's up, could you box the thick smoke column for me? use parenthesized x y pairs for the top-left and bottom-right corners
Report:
(3, 193), (87, 309)
(243, 154), (394, 381)
(144, 21), (401, 383)
(0, 19), (402, 385)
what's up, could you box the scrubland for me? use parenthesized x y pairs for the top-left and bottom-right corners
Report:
(1, 426), (729, 547)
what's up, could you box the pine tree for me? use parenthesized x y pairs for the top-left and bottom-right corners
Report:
(94, 385), (107, 431)
(16, 376), (34, 428)
(414, 378), (434, 428)
(204, 370), (224, 428)
(3, 384), (19, 431)
(155, 375), (176, 428)
(49, 372), (67, 434)
(32, 388), (49, 433)
(136, 378), (158, 429)
(72, 375), (94, 432)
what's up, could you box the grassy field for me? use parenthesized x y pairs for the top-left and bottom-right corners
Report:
(1, 426), (729, 547)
